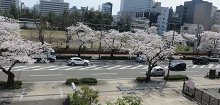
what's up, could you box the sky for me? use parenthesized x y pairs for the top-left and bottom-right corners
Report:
(21, 0), (220, 15)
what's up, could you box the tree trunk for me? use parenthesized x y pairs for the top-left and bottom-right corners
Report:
(5, 71), (15, 87)
(110, 49), (114, 59)
(146, 62), (152, 82)
(207, 51), (212, 57)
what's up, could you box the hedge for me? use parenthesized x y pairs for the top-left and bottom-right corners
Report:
(164, 75), (188, 81)
(136, 77), (146, 83)
(0, 81), (22, 89)
(65, 78), (97, 86)
(100, 56), (136, 60)
(56, 55), (92, 60)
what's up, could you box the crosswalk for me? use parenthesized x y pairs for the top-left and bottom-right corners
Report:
(5, 64), (220, 72)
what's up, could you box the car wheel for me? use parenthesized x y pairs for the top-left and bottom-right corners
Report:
(84, 62), (88, 66)
(71, 62), (75, 66)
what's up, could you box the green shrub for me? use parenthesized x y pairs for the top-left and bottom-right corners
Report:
(164, 75), (188, 81)
(80, 78), (97, 85)
(136, 77), (146, 83)
(13, 81), (23, 89)
(100, 56), (135, 60)
(0, 81), (6, 87)
(65, 78), (80, 86)
(56, 55), (92, 60)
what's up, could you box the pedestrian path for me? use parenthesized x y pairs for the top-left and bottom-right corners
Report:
(7, 64), (220, 71)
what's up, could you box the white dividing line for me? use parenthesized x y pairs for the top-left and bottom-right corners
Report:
(130, 65), (145, 69)
(191, 65), (198, 68)
(78, 65), (97, 70)
(91, 73), (117, 75)
(48, 66), (69, 71)
(208, 64), (214, 68)
(59, 87), (63, 98)
(119, 65), (132, 69)
(217, 65), (220, 68)
(30, 74), (63, 77)
(92, 65), (110, 70)
(106, 65), (122, 70)
(200, 65), (206, 68)
(13, 66), (26, 69)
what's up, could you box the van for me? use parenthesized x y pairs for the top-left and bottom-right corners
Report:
(192, 57), (209, 65)
(169, 62), (186, 71)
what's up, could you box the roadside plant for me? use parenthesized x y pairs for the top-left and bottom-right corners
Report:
(106, 96), (142, 105)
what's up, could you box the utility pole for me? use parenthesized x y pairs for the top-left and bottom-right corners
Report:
(167, 23), (176, 81)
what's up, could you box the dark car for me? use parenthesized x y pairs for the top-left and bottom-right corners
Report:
(192, 57), (209, 65)
(169, 62), (186, 71)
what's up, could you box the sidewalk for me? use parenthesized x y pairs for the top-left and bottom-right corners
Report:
(2, 77), (219, 105)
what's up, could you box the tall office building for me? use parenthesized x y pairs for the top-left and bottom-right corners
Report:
(39, 0), (69, 16)
(0, 0), (20, 15)
(176, 0), (213, 30)
(102, 2), (113, 15)
(120, 0), (153, 17)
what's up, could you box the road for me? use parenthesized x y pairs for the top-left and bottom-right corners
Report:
(0, 60), (219, 82)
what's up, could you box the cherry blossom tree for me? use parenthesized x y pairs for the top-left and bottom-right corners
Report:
(67, 22), (98, 57)
(101, 29), (129, 58)
(198, 31), (220, 56)
(125, 29), (186, 81)
(0, 16), (51, 87)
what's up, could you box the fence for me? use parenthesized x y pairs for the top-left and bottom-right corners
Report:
(182, 82), (220, 105)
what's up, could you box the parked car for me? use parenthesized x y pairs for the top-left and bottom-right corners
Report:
(146, 66), (165, 76)
(68, 57), (90, 66)
(169, 62), (186, 71)
(135, 56), (146, 63)
(192, 57), (209, 65)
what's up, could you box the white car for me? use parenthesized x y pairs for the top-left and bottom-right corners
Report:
(146, 66), (165, 76)
(68, 57), (90, 66)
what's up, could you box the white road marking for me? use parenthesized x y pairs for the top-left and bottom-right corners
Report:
(91, 73), (117, 75)
(63, 66), (83, 70)
(78, 65), (97, 70)
(208, 64), (214, 68)
(106, 65), (122, 69)
(92, 65), (110, 70)
(191, 65), (198, 68)
(119, 65), (132, 69)
(30, 74), (63, 76)
(130, 65), (145, 69)
(142, 66), (148, 69)
(13, 66), (26, 69)
(48, 66), (70, 70)
(27, 66), (57, 71)
(200, 65), (205, 68)
(15, 66), (42, 71)
(217, 65), (220, 68)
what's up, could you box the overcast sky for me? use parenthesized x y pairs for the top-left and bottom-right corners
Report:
(21, 0), (220, 15)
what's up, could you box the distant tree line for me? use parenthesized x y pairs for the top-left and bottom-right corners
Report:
(2, 5), (114, 31)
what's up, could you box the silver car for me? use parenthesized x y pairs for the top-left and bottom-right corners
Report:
(146, 66), (165, 76)
(68, 57), (90, 66)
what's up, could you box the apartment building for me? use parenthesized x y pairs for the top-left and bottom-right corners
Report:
(39, 0), (69, 16)
(0, 0), (20, 15)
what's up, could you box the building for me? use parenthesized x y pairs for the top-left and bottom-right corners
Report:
(130, 17), (149, 31)
(39, 0), (69, 16)
(176, 0), (214, 30)
(0, 0), (20, 15)
(120, 0), (154, 18)
(102, 2), (112, 15)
